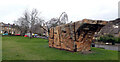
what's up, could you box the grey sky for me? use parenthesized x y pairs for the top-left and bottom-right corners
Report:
(0, 0), (120, 24)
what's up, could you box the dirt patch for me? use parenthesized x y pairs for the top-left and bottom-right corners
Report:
(79, 51), (95, 54)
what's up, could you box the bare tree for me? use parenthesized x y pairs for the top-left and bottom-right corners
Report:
(45, 12), (68, 36)
(46, 18), (59, 28)
(14, 9), (44, 38)
(14, 17), (29, 35)
(46, 12), (68, 28)
(58, 12), (68, 25)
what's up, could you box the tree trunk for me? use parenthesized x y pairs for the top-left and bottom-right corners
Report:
(30, 31), (32, 39)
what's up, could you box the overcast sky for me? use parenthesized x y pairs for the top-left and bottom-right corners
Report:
(0, 0), (120, 24)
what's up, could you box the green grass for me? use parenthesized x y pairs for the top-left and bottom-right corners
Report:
(2, 36), (119, 60)
(0, 35), (2, 62)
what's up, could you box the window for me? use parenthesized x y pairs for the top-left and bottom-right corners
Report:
(113, 25), (119, 28)
(12, 31), (14, 34)
(95, 32), (97, 34)
(1, 24), (3, 26)
(1, 31), (2, 33)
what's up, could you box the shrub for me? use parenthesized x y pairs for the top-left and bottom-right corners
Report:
(8, 33), (11, 35)
(99, 34), (120, 44)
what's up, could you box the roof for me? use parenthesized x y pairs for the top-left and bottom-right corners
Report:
(98, 18), (120, 37)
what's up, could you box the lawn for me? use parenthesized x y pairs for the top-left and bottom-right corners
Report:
(2, 36), (119, 60)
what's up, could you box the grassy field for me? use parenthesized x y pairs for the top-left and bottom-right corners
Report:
(2, 36), (119, 60)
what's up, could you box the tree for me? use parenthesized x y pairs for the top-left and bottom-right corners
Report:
(58, 12), (68, 25)
(14, 9), (44, 38)
(99, 34), (120, 45)
(46, 18), (59, 29)
(14, 17), (29, 35)
(46, 12), (68, 30)
(45, 12), (68, 35)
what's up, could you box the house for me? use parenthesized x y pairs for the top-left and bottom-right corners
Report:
(0, 22), (20, 35)
(97, 18), (120, 37)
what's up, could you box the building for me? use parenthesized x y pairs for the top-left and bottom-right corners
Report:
(97, 18), (120, 37)
(0, 22), (20, 35)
